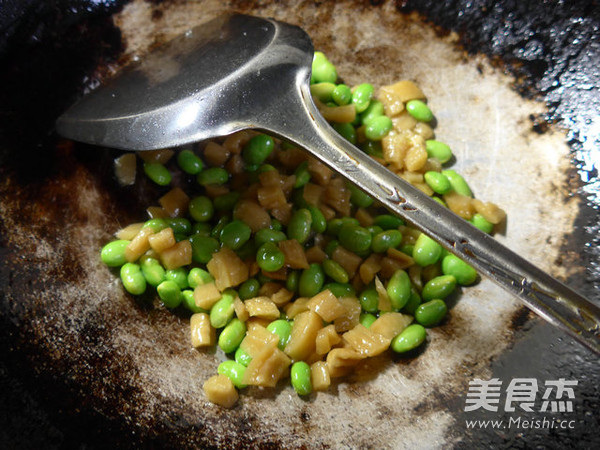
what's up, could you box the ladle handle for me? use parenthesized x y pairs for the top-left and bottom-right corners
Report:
(270, 82), (600, 354)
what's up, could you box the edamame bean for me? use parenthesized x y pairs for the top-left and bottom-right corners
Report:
(402, 287), (421, 316)
(347, 183), (374, 208)
(220, 219), (251, 250)
(140, 257), (165, 286)
(413, 233), (443, 267)
(324, 240), (339, 258)
(406, 99), (433, 122)
(323, 282), (355, 298)
(165, 217), (192, 235)
(101, 240), (130, 267)
(424, 171), (452, 195)
(242, 134), (275, 166)
(360, 313), (377, 328)
(213, 192), (240, 212)
(322, 259), (349, 284)
(359, 287), (379, 313)
(307, 205), (327, 234)
(470, 213), (494, 234)
(333, 122), (357, 144)
(338, 223), (372, 253)
(442, 170), (472, 197)
(360, 100), (385, 124)
(299, 263), (325, 298)
(286, 270), (299, 293)
(391, 324), (427, 353)
(364, 115), (393, 141)
(312, 58), (337, 83)
(254, 229), (287, 247)
(361, 140), (383, 158)
(238, 278), (260, 300)
(197, 167), (229, 186)
(287, 208), (312, 244)
(143, 162), (171, 186)
(386, 269), (411, 310)
(235, 346), (252, 367)
(373, 214), (404, 230)
(189, 196), (214, 222)
(326, 217), (359, 236)
(143, 218), (168, 232)
(188, 267), (213, 288)
(210, 292), (235, 328)
(352, 83), (374, 113)
(256, 242), (285, 272)
(293, 161), (311, 188)
(218, 360), (247, 389)
(270, 219), (283, 232)
(181, 289), (207, 313)
(310, 82), (336, 102)
(332, 83), (352, 105)
(120, 263), (146, 295)
(177, 149), (203, 174)
(189, 234), (219, 264)
(157, 280), (182, 308)
(266, 319), (292, 350)
(415, 299), (447, 327)
(371, 230), (403, 253)
(210, 215), (230, 238)
(290, 361), (312, 396)
(442, 254), (478, 285)
(218, 318), (247, 354)
(421, 275), (457, 301)
(165, 267), (189, 289)
(426, 140), (453, 164)
(368, 225), (383, 236)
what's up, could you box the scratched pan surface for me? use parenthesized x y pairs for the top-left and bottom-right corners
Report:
(0, 0), (598, 448)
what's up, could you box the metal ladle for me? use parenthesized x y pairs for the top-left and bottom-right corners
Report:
(56, 13), (600, 353)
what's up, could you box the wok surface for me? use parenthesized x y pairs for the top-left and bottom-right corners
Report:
(0, 0), (598, 448)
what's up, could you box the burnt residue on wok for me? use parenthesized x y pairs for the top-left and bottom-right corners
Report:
(1, 0), (599, 448)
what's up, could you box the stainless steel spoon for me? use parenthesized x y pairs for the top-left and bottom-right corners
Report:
(56, 13), (600, 353)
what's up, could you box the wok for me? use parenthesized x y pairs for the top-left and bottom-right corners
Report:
(0, 0), (598, 448)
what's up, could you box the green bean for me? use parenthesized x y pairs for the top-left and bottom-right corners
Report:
(235, 346), (252, 367)
(210, 291), (235, 328)
(323, 282), (355, 298)
(140, 257), (166, 286)
(322, 259), (349, 284)
(402, 287), (421, 316)
(177, 149), (203, 174)
(371, 229), (403, 253)
(307, 205), (327, 234)
(238, 278), (260, 300)
(326, 217), (359, 236)
(143, 162), (171, 186)
(254, 229), (287, 247)
(333, 122), (357, 144)
(165, 267), (189, 290)
(415, 299), (447, 327)
(424, 171), (452, 195)
(286, 270), (299, 293)
(266, 319), (292, 350)
(360, 100), (385, 125)
(197, 167), (229, 186)
(406, 99), (433, 122)
(470, 213), (494, 234)
(310, 82), (336, 103)
(426, 140), (453, 164)
(421, 275), (457, 301)
(373, 214), (403, 230)
(290, 361), (312, 396)
(293, 161), (311, 188)
(413, 233), (443, 267)
(332, 83), (352, 105)
(218, 318), (247, 354)
(386, 269), (411, 310)
(120, 262), (146, 295)
(441, 254), (477, 286)
(218, 360), (247, 389)
(338, 223), (372, 253)
(213, 192), (240, 212)
(359, 287), (379, 314)
(299, 263), (325, 298)
(361, 140), (384, 158)
(364, 115), (393, 141)
(242, 134), (275, 166)
(157, 280), (182, 308)
(256, 242), (285, 272)
(347, 182), (374, 208)
(287, 208), (312, 244)
(391, 324), (427, 353)
(165, 217), (192, 235)
(143, 218), (168, 233)
(360, 313), (377, 328)
(181, 289), (207, 313)
(220, 219), (251, 250)
(442, 170), (472, 197)
(352, 83), (374, 113)
(101, 240), (130, 267)
(188, 267), (213, 288)
(189, 234), (219, 264)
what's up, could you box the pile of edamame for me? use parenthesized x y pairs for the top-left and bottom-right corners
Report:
(100, 51), (504, 407)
